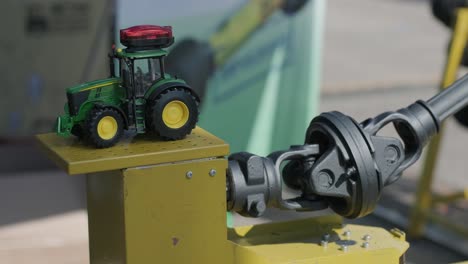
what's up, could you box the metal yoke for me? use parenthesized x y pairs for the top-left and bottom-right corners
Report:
(227, 74), (468, 219)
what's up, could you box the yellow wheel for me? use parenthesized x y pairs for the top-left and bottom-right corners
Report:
(147, 88), (199, 140)
(162, 100), (189, 129)
(85, 107), (124, 148)
(97, 116), (118, 139)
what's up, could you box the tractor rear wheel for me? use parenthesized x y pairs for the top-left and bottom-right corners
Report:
(85, 107), (124, 148)
(147, 88), (199, 140)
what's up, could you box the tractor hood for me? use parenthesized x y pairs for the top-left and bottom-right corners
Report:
(66, 77), (120, 94)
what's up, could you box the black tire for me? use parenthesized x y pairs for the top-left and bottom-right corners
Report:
(146, 88), (199, 140)
(84, 107), (124, 148)
(455, 105), (468, 128)
(71, 124), (85, 140)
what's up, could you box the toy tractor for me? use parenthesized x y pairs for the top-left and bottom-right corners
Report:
(55, 25), (200, 148)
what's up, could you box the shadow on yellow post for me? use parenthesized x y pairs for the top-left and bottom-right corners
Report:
(409, 8), (468, 238)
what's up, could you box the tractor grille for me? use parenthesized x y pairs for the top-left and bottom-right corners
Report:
(67, 90), (90, 116)
(67, 92), (76, 115)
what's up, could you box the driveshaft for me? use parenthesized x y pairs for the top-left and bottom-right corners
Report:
(227, 73), (468, 218)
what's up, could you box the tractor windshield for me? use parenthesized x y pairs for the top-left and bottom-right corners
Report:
(133, 57), (162, 97)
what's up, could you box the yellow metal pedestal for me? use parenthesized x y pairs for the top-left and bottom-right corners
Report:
(37, 127), (408, 264)
(229, 216), (408, 264)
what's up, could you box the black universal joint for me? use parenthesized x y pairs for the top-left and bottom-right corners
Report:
(226, 152), (278, 217)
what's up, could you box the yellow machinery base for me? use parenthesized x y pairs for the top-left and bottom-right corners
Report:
(229, 216), (407, 264)
(37, 127), (408, 263)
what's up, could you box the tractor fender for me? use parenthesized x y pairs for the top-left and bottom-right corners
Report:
(146, 82), (200, 103)
(93, 103), (129, 129)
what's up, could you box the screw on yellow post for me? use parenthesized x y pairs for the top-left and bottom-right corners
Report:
(408, 8), (468, 238)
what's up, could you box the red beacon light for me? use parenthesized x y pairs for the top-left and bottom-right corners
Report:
(120, 25), (174, 50)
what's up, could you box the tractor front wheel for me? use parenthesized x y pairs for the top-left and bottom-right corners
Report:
(85, 107), (124, 148)
(71, 124), (85, 140)
(147, 88), (199, 140)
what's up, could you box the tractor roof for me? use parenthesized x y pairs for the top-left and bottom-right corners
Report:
(116, 48), (168, 59)
(117, 25), (173, 59)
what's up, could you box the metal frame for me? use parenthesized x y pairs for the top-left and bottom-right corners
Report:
(37, 127), (409, 263)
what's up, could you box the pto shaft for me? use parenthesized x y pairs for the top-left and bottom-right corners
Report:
(427, 73), (468, 122)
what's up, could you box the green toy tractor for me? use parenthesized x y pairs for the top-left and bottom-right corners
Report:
(55, 25), (200, 148)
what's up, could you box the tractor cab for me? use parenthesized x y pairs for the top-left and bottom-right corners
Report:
(114, 49), (167, 98)
(110, 25), (174, 98)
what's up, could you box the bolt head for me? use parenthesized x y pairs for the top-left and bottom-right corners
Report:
(346, 167), (356, 177)
(320, 240), (328, 247)
(186, 171), (193, 179)
(340, 245), (348, 252)
(343, 230), (351, 237)
(248, 200), (266, 217)
(362, 242), (369, 249)
(209, 169), (216, 177)
(322, 233), (330, 241)
(318, 171), (333, 189)
(384, 145), (400, 164)
(363, 234), (371, 241)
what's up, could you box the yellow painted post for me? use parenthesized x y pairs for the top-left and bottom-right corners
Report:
(408, 8), (468, 238)
(117, 159), (231, 263)
(85, 157), (233, 263)
(37, 128), (234, 264)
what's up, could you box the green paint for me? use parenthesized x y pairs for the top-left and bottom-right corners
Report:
(144, 77), (187, 100)
(246, 45), (285, 156)
(55, 47), (188, 138)
(200, 1), (326, 154)
(306, 0), (326, 126)
(66, 78), (120, 94)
